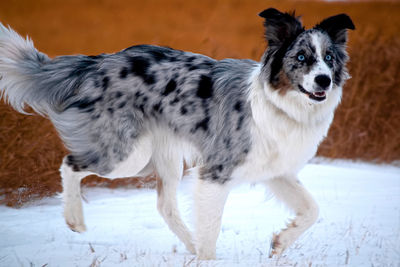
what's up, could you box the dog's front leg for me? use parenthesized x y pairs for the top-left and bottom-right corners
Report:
(60, 157), (90, 233)
(194, 178), (231, 260)
(266, 176), (319, 257)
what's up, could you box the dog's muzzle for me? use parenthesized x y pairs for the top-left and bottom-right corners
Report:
(298, 84), (327, 102)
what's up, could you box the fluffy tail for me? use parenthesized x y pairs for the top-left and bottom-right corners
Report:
(0, 23), (98, 115)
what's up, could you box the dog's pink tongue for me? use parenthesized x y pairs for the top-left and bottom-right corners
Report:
(313, 91), (326, 97)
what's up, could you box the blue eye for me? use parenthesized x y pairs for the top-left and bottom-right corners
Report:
(297, 54), (305, 61)
(325, 54), (332, 61)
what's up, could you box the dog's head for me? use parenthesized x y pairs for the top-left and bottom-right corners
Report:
(259, 8), (355, 103)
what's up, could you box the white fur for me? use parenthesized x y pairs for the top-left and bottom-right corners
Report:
(194, 177), (233, 259)
(150, 126), (199, 253)
(60, 162), (92, 232)
(266, 177), (319, 256)
(301, 34), (333, 94)
(101, 133), (153, 179)
(0, 24), (36, 67)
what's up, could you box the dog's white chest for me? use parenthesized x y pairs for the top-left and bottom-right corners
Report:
(232, 123), (322, 182)
(231, 75), (339, 183)
(231, 94), (333, 182)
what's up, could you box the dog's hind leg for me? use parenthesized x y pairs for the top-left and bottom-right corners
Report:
(194, 178), (232, 260)
(153, 151), (196, 254)
(60, 157), (92, 233)
(266, 177), (319, 257)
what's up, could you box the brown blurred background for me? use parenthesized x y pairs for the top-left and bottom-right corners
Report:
(0, 0), (399, 206)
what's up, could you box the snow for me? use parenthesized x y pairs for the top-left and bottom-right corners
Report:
(0, 160), (399, 266)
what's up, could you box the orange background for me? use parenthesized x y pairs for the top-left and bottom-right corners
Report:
(0, 0), (399, 206)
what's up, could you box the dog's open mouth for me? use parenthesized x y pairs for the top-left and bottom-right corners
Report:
(298, 85), (326, 102)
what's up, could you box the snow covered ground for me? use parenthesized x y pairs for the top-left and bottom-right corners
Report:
(0, 160), (399, 267)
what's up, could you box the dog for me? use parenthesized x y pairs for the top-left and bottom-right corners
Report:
(0, 8), (354, 259)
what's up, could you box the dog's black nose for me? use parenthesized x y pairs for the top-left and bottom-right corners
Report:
(315, 75), (331, 89)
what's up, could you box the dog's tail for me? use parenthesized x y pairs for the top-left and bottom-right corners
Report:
(0, 23), (98, 115)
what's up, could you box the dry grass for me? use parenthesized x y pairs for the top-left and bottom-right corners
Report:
(319, 31), (400, 161)
(0, 0), (399, 206)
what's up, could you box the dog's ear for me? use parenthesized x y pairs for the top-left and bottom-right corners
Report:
(259, 8), (304, 48)
(315, 14), (355, 45)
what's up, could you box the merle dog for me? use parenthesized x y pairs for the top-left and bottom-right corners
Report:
(0, 8), (354, 259)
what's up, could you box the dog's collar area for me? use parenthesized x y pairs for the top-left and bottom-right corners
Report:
(298, 85), (327, 102)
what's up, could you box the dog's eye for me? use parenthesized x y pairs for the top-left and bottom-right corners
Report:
(325, 55), (332, 61)
(297, 54), (305, 62)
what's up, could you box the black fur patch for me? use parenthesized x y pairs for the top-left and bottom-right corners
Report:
(69, 58), (98, 78)
(66, 57), (99, 93)
(118, 102), (126, 109)
(148, 48), (168, 62)
(259, 8), (304, 48)
(217, 164), (224, 172)
(180, 106), (188, 115)
(234, 101), (243, 112)
(66, 155), (80, 172)
(88, 54), (104, 60)
(102, 76), (110, 91)
(153, 101), (163, 114)
(269, 47), (290, 86)
(169, 97), (180, 106)
(185, 63), (193, 69)
(188, 65), (198, 71)
(67, 151), (100, 171)
(236, 115), (245, 131)
(211, 173), (220, 181)
(334, 65), (343, 86)
(304, 53), (317, 67)
(138, 104), (145, 113)
(119, 67), (128, 79)
(163, 79), (177, 96)
(193, 117), (210, 132)
(66, 96), (102, 111)
(196, 75), (213, 99)
(135, 91), (144, 98)
(315, 14), (355, 44)
(128, 56), (156, 85)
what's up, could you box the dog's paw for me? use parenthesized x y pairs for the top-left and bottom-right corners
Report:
(65, 219), (87, 233)
(64, 205), (86, 233)
(269, 233), (284, 257)
(269, 218), (303, 257)
(185, 242), (196, 255)
(196, 248), (216, 260)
